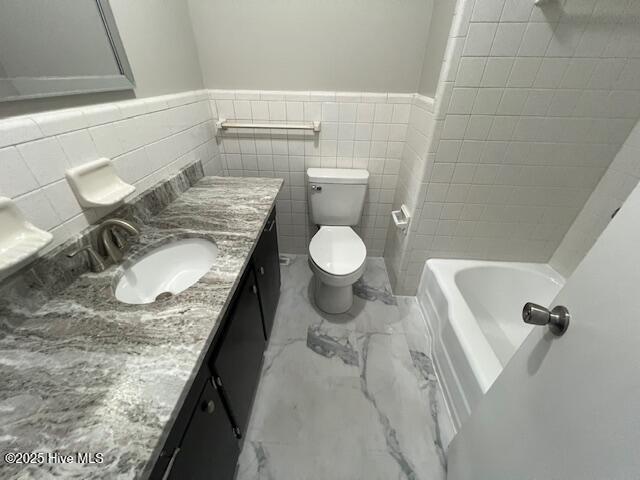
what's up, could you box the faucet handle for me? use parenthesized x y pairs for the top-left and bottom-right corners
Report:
(110, 229), (126, 249)
(67, 244), (107, 273)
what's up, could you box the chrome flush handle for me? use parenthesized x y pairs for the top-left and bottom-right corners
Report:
(522, 302), (570, 336)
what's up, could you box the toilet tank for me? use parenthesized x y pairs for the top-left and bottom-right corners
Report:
(307, 168), (369, 226)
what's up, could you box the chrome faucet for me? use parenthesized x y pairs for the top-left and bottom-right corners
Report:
(97, 218), (140, 263)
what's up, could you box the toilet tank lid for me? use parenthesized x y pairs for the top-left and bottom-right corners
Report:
(306, 168), (369, 185)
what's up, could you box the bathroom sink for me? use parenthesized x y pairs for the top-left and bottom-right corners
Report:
(114, 238), (218, 304)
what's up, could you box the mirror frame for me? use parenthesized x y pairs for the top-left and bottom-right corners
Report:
(0, 0), (135, 102)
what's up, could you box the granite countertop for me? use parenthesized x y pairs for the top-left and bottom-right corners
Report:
(0, 175), (283, 479)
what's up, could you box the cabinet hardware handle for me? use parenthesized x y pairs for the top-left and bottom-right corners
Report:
(259, 266), (265, 275)
(265, 219), (275, 232)
(215, 376), (223, 387)
(161, 447), (180, 480)
(204, 400), (215, 414)
(252, 285), (258, 295)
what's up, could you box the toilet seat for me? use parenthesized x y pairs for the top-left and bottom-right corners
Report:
(309, 226), (366, 276)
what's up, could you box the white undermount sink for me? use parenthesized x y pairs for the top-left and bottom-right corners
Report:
(114, 238), (218, 305)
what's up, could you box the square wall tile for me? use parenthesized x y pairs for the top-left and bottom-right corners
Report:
(43, 180), (82, 220)
(463, 23), (498, 56)
(57, 130), (98, 166)
(0, 146), (39, 197)
(472, 0), (506, 21)
(491, 23), (526, 56)
(14, 189), (61, 230)
(17, 137), (70, 186)
(456, 57), (487, 87)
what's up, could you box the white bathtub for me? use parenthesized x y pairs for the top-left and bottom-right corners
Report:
(417, 259), (564, 429)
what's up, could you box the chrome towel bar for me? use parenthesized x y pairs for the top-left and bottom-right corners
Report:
(216, 118), (321, 133)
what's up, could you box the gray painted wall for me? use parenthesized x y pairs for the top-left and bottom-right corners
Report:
(0, 0), (457, 117)
(188, 0), (434, 93)
(0, 0), (204, 118)
(109, 0), (204, 97)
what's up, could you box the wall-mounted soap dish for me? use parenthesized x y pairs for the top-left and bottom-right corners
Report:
(66, 158), (135, 208)
(0, 197), (53, 273)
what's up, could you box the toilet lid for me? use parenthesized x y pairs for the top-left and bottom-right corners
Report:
(309, 226), (366, 276)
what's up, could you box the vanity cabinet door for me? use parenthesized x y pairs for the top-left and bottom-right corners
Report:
(167, 380), (239, 480)
(253, 208), (281, 340)
(212, 268), (265, 437)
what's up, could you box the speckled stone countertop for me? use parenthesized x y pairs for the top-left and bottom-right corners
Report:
(0, 173), (282, 479)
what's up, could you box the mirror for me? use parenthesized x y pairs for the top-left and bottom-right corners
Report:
(0, 0), (134, 102)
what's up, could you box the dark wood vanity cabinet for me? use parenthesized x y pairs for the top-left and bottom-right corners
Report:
(155, 208), (280, 480)
(252, 209), (281, 339)
(211, 268), (265, 437)
(167, 380), (239, 480)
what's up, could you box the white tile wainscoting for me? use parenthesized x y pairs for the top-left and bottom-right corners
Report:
(209, 89), (414, 256)
(0, 90), (222, 264)
(2, 79), (640, 294)
(386, 95), (437, 294)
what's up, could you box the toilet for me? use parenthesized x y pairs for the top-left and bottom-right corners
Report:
(306, 168), (369, 314)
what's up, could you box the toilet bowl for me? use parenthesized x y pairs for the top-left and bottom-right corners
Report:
(306, 167), (369, 314)
(308, 226), (366, 314)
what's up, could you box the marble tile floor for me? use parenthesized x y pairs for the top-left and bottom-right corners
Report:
(235, 255), (455, 480)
